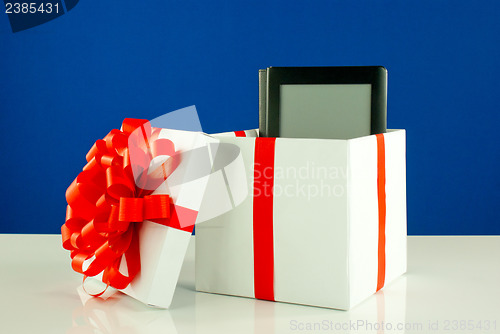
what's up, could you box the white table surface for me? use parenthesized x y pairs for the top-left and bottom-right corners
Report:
(0, 235), (499, 334)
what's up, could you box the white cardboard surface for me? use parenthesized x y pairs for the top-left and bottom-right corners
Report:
(383, 130), (407, 284)
(348, 134), (379, 307)
(195, 138), (257, 298)
(121, 224), (191, 308)
(273, 138), (349, 309)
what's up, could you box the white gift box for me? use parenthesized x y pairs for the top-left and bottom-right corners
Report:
(195, 130), (407, 310)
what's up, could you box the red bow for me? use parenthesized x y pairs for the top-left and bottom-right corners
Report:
(62, 119), (178, 292)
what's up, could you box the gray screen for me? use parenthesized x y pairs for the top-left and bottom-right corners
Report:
(279, 84), (372, 139)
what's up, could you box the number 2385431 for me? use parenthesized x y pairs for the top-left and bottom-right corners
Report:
(5, 3), (60, 14)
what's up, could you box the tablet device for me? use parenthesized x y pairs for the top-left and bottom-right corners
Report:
(259, 66), (387, 139)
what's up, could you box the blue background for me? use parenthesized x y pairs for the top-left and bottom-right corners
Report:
(1, 1), (499, 235)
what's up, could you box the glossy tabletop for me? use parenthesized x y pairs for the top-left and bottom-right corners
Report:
(0, 235), (499, 333)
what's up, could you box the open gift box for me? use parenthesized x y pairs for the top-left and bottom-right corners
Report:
(63, 119), (222, 308)
(195, 130), (407, 310)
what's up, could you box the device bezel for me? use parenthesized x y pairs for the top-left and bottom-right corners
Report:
(264, 66), (387, 138)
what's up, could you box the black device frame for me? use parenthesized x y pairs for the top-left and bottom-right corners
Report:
(263, 66), (387, 138)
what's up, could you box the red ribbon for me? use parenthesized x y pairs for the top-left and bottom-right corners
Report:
(252, 137), (276, 301)
(376, 134), (386, 291)
(234, 131), (247, 137)
(252, 135), (388, 299)
(62, 119), (182, 292)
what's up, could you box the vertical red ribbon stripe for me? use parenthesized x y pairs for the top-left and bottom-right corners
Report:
(234, 130), (247, 137)
(376, 134), (386, 291)
(253, 137), (276, 301)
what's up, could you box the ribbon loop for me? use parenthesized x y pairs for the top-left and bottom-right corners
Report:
(118, 197), (144, 223)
